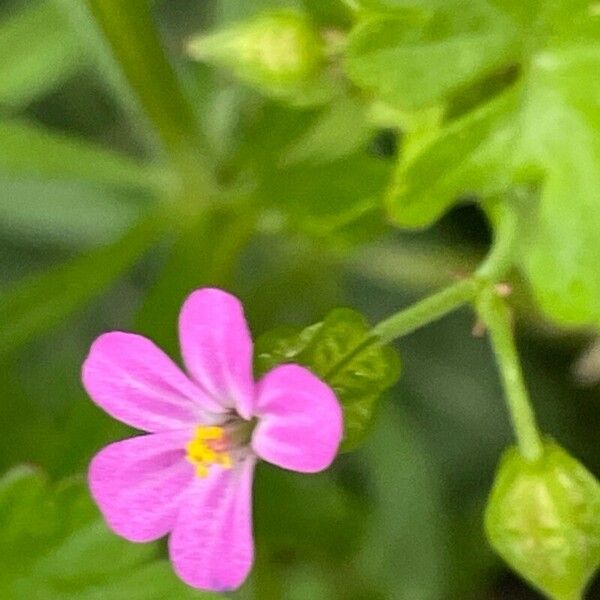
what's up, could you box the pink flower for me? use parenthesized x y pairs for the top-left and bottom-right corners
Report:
(82, 288), (343, 591)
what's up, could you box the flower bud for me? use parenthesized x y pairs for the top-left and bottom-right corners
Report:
(187, 11), (330, 103)
(485, 443), (600, 600)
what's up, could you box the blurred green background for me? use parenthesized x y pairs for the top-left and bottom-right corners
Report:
(1, 0), (599, 598)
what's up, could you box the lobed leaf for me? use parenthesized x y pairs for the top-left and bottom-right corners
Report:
(386, 87), (517, 228)
(363, 0), (600, 326)
(255, 308), (401, 450)
(345, 2), (518, 110)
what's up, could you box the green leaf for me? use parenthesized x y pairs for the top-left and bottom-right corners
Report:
(516, 51), (600, 326)
(485, 443), (600, 600)
(386, 87), (516, 228)
(0, 211), (166, 357)
(382, 1), (600, 325)
(0, 178), (144, 247)
(262, 155), (391, 238)
(0, 0), (84, 110)
(280, 96), (372, 166)
(345, 2), (518, 110)
(0, 119), (164, 191)
(255, 307), (401, 450)
(0, 467), (220, 599)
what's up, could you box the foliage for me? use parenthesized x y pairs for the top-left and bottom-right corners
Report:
(255, 308), (400, 450)
(346, 0), (600, 325)
(1, 0), (600, 598)
(0, 467), (218, 599)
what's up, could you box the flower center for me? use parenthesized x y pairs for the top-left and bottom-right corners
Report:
(185, 418), (258, 477)
(185, 426), (232, 478)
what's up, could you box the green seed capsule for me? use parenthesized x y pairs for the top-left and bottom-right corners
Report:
(187, 11), (326, 95)
(485, 443), (600, 600)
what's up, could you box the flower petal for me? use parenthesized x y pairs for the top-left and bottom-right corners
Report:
(178, 288), (255, 419)
(252, 365), (343, 473)
(89, 430), (194, 542)
(82, 332), (224, 432)
(169, 457), (255, 592)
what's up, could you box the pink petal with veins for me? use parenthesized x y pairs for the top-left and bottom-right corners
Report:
(169, 457), (255, 591)
(82, 332), (224, 432)
(89, 430), (194, 542)
(252, 364), (343, 473)
(179, 288), (255, 419)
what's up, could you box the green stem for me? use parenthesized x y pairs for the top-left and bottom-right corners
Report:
(81, 0), (214, 195)
(371, 277), (483, 344)
(370, 199), (520, 346)
(476, 201), (519, 281)
(477, 288), (543, 462)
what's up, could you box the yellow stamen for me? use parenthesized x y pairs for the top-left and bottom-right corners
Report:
(186, 425), (232, 478)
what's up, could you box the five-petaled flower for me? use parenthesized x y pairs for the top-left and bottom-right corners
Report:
(82, 288), (343, 591)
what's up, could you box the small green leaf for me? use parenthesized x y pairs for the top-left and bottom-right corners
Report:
(345, 3), (517, 110)
(0, 0), (84, 110)
(255, 307), (401, 450)
(485, 443), (600, 600)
